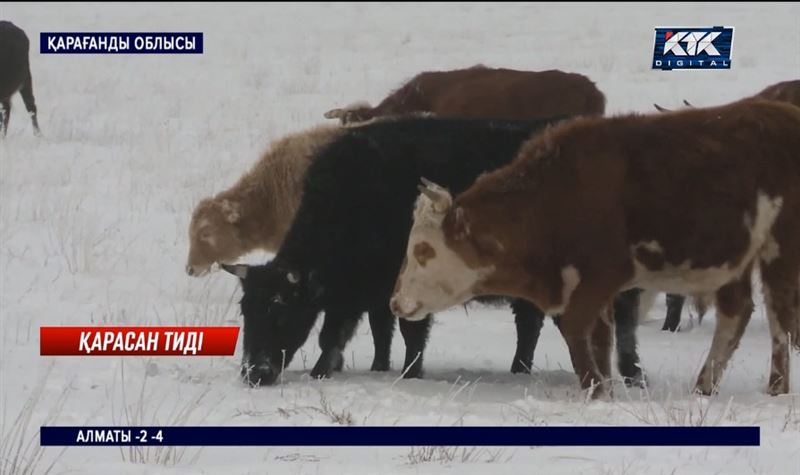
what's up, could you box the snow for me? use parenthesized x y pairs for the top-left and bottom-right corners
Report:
(1, 2), (799, 474)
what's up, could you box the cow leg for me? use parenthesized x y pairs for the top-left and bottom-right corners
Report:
(509, 298), (545, 374)
(614, 288), (646, 387)
(398, 315), (432, 379)
(19, 73), (41, 136)
(1, 99), (10, 137)
(690, 293), (711, 326)
(591, 306), (614, 384)
(694, 269), (753, 395)
(311, 308), (362, 379)
(760, 255), (800, 395)
(662, 294), (686, 332)
(367, 303), (395, 372)
(559, 284), (615, 398)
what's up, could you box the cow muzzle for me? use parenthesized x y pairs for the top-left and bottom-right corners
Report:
(185, 262), (218, 277)
(390, 296), (425, 320)
(241, 359), (280, 387)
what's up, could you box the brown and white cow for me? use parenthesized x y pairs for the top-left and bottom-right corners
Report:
(391, 99), (800, 398)
(324, 65), (605, 124)
(653, 80), (800, 331)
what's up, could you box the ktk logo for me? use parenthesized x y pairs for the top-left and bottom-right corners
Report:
(652, 26), (734, 71)
(663, 31), (721, 56)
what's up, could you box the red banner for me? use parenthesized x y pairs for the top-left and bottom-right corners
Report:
(40, 327), (239, 356)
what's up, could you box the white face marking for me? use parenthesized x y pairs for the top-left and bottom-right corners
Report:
(629, 191), (784, 294)
(392, 191), (492, 321)
(544, 266), (581, 314)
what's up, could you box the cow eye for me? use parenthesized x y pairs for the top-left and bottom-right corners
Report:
(271, 295), (285, 305)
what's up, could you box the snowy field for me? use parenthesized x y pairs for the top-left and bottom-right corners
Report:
(1, 2), (799, 474)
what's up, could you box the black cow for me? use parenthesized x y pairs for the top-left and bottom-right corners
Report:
(0, 21), (41, 137)
(222, 117), (645, 387)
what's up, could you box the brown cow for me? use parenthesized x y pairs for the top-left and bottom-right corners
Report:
(390, 99), (800, 398)
(186, 125), (342, 276)
(324, 65), (605, 124)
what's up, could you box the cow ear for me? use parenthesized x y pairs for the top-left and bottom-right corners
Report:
(220, 199), (241, 223)
(221, 263), (249, 279)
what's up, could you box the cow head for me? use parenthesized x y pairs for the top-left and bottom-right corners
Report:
(186, 198), (246, 276)
(222, 260), (322, 386)
(390, 179), (492, 321)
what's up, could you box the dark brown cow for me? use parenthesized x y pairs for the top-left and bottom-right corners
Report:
(324, 65), (605, 124)
(391, 99), (800, 398)
(0, 21), (40, 137)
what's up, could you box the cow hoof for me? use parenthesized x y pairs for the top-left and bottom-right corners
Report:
(370, 359), (390, 372)
(310, 368), (332, 380)
(310, 356), (339, 379)
(620, 367), (647, 388)
(587, 382), (612, 400)
(767, 378), (788, 396)
(510, 360), (532, 374)
(402, 366), (424, 379)
(622, 374), (647, 389)
(332, 353), (344, 372)
(691, 384), (715, 397)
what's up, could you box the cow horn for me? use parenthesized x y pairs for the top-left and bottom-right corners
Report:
(418, 184), (445, 203)
(420, 177), (442, 189)
(324, 108), (345, 119)
(417, 179), (451, 212)
(682, 99), (695, 108)
(221, 263), (249, 279)
(653, 103), (672, 113)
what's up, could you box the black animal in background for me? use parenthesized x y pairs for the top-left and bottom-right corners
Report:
(0, 21), (41, 137)
(221, 117), (645, 387)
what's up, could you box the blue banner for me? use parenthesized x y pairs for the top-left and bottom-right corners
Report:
(652, 26), (734, 70)
(40, 33), (203, 54)
(40, 426), (760, 446)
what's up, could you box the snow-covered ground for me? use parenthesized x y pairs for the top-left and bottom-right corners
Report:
(1, 2), (799, 474)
